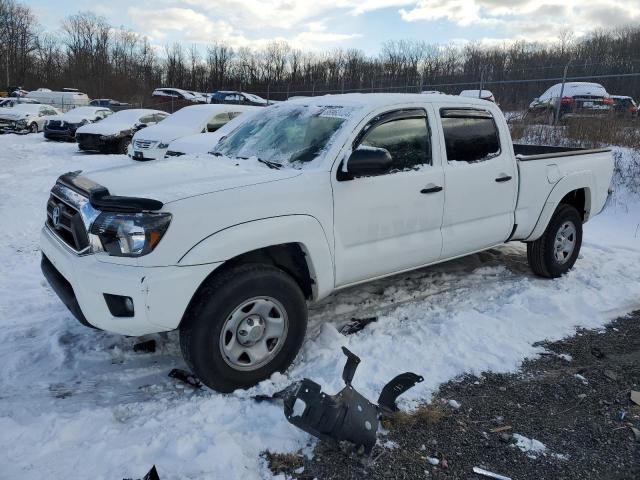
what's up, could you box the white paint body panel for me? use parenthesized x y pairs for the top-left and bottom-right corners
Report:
(39, 94), (614, 335)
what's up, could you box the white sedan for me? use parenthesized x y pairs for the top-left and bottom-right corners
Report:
(0, 104), (61, 133)
(129, 104), (258, 161)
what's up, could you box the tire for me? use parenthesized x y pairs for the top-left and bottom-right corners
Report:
(29, 122), (38, 133)
(180, 264), (308, 393)
(527, 204), (583, 278)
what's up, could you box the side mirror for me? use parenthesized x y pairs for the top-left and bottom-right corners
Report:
(134, 122), (147, 130)
(340, 146), (393, 180)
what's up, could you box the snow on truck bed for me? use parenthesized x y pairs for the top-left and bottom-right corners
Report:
(0, 134), (639, 479)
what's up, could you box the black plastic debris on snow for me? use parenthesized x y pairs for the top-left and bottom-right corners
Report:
(340, 317), (378, 335)
(168, 368), (202, 389)
(124, 465), (160, 480)
(133, 339), (156, 353)
(282, 347), (423, 454)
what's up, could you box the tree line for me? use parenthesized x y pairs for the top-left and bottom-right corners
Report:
(2, 0), (640, 109)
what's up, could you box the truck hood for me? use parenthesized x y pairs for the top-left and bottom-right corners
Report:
(84, 155), (302, 204)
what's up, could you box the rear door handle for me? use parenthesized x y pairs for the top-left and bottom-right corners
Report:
(495, 175), (512, 183)
(420, 185), (443, 194)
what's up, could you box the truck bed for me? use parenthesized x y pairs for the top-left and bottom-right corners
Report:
(513, 143), (611, 160)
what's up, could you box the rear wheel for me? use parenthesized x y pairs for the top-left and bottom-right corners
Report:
(527, 204), (582, 278)
(118, 137), (131, 154)
(180, 264), (308, 393)
(29, 122), (38, 133)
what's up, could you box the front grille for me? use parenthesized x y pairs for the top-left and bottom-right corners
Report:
(46, 195), (90, 252)
(133, 139), (156, 150)
(0, 119), (14, 126)
(47, 120), (68, 131)
(76, 133), (102, 150)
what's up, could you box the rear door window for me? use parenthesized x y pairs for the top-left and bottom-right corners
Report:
(440, 109), (501, 163)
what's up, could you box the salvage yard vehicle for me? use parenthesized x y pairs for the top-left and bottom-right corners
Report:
(40, 93), (613, 393)
(44, 106), (113, 141)
(0, 103), (61, 133)
(89, 98), (132, 112)
(164, 107), (260, 158)
(460, 89), (496, 103)
(128, 104), (256, 161)
(75, 109), (169, 154)
(25, 89), (90, 112)
(209, 90), (270, 106)
(611, 95), (638, 117)
(527, 82), (614, 124)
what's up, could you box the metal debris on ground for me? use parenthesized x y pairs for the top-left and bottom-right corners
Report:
(133, 339), (156, 353)
(282, 347), (423, 454)
(630, 390), (640, 406)
(472, 466), (512, 480)
(340, 317), (378, 335)
(489, 425), (512, 433)
(168, 368), (202, 389)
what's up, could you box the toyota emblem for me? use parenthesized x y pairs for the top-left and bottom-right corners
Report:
(52, 205), (61, 229)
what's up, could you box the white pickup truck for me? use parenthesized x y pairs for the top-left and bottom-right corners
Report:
(40, 94), (613, 392)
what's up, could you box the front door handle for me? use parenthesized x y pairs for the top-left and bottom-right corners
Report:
(495, 175), (512, 183)
(420, 185), (443, 194)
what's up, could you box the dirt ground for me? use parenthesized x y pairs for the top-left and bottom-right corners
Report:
(267, 311), (640, 479)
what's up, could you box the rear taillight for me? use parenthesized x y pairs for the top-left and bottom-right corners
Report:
(603, 97), (614, 106)
(630, 106), (638, 114)
(560, 96), (574, 105)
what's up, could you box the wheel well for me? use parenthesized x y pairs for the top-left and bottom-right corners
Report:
(216, 243), (315, 300)
(560, 189), (586, 220)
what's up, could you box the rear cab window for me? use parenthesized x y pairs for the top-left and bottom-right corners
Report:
(439, 109), (501, 163)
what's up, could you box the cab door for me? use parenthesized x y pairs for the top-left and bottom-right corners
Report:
(332, 107), (445, 287)
(436, 106), (517, 258)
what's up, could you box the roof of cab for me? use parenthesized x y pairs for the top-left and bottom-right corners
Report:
(283, 92), (494, 109)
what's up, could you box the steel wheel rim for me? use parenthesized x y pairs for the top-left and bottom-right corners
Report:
(553, 221), (577, 264)
(219, 296), (288, 371)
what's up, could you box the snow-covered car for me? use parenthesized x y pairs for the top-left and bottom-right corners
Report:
(75, 109), (169, 154)
(527, 82), (614, 124)
(40, 93), (613, 392)
(89, 98), (132, 112)
(152, 88), (204, 104)
(44, 106), (113, 141)
(164, 107), (260, 158)
(25, 89), (90, 112)
(460, 89), (496, 103)
(209, 90), (271, 106)
(0, 97), (40, 108)
(611, 95), (638, 117)
(128, 104), (256, 161)
(0, 103), (61, 133)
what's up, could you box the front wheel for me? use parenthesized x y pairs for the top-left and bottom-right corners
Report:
(118, 137), (131, 154)
(527, 204), (583, 278)
(180, 264), (308, 393)
(29, 122), (38, 133)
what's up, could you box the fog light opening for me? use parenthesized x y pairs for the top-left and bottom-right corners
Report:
(104, 293), (135, 318)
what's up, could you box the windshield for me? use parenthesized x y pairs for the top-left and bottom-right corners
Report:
(103, 110), (152, 124)
(160, 106), (216, 125)
(12, 104), (40, 113)
(212, 104), (351, 168)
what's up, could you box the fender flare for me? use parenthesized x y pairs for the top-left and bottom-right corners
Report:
(525, 171), (593, 241)
(178, 215), (335, 300)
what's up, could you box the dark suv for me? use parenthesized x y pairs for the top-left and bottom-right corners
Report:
(209, 91), (270, 106)
(611, 95), (638, 118)
(527, 82), (613, 124)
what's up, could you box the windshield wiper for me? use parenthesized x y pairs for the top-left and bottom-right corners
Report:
(256, 158), (283, 170)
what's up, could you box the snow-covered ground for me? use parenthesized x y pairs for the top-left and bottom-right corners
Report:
(0, 133), (639, 479)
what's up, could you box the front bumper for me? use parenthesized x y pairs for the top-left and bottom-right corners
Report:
(127, 144), (168, 161)
(44, 128), (76, 141)
(40, 226), (219, 336)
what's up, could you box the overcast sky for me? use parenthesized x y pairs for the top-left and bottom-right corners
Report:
(28, 0), (640, 53)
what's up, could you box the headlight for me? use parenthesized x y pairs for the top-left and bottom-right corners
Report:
(16, 119), (27, 126)
(90, 212), (172, 257)
(157, 142), (169, 149)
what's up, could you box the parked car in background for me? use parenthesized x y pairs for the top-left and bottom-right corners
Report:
(129, 104), (255, 161)
(24, 89), (90, 112)
(75, 109), (168, 154)
(210, 90), (270, 106)
(527, 82), (613, 124)
(0, 103), (61, 133)
(40, 94), (613, 392)
(152, 88), (205, 105)
(460, 90), (496, 102)
(611, 95), (638, 117)
(44, 106), (112, 141)
(164, 107), (260, 158)
(0, 97), (40, 108)
(89, 99), (133, 112)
